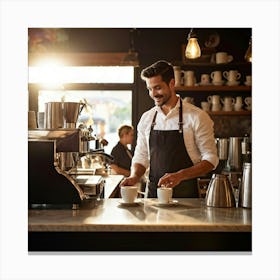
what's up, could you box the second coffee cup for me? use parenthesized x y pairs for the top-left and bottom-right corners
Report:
(157, 187), (173, 204)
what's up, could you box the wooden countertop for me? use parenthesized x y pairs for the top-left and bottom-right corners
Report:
(28, 198), (251, 233)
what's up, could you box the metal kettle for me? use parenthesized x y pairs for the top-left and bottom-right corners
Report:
(239, 163), (252, 208)
(205, 174), (235, 207)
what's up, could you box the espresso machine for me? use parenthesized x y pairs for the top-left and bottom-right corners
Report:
(28, 102), (113, 209)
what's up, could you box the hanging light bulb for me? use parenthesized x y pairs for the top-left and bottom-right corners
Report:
(244, 36), (252, 62)
(185, 28), (201, 59)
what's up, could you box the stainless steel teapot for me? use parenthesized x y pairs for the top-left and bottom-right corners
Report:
(205, 174), (235, 207)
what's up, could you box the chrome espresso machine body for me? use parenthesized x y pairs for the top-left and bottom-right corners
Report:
(28, 102), (113, 209)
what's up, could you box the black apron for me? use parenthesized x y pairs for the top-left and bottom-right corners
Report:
(148, 98), (198, 198)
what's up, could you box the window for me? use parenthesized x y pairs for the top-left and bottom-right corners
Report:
(29, 66), (134, 153)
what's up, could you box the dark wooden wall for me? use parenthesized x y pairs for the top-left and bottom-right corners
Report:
(28, 28), (252, 136)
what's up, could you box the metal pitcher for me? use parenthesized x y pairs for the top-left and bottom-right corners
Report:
(44, 102), (63, 129)
(216, 138), (229, 160)
(205, 174), (235, 208)
(239, 163), (252, 208)
(63, 102), (85, 128)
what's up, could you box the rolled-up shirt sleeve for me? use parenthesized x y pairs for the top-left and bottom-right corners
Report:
(184, 109), (219, 169)
(131, 111), (151, 170)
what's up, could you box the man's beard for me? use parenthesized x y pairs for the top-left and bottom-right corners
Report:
(153, 92), (171, 107)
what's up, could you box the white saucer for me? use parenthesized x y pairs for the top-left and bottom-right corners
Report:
(118, 200), (141, 206)
(212, 81), (224, 86)
(244, 81), (252, 86)
(226, 81), (240, 86)
(155, 200), (179, 207)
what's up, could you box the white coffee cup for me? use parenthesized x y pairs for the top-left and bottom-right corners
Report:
(184, 71), (195, 86)
(223, 70), (241, 82)
(211, 71), (223, 82)
(121, 186), (138, 203)
(201, 101), (210, 111)
(157, 187), (173, 204)
(200, 74), (210, 85)
(216, 52), (234, 64)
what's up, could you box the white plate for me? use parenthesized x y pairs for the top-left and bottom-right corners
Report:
(155, 200), (179, 207)
(226, 81), (240, 86)
(212, 81), (224, 86)
(118, 200), (141, 206)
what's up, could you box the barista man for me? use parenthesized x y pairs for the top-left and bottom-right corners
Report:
(121, 60), (219, 197)
(110, 125), (134, 177)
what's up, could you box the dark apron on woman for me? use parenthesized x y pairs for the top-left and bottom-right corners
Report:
(148, 98), (198, 198)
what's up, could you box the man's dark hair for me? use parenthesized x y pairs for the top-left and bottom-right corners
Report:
(140, 60), (174, 85)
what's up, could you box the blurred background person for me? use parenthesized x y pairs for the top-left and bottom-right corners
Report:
(110, 125), (134, 177)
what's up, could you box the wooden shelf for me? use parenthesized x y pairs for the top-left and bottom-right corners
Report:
(208, 110), (251, 116)
(175, 85), (251, 92)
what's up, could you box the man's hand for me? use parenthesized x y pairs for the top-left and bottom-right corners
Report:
(158, 172), (183, 188)
(120, 176), (140, 187)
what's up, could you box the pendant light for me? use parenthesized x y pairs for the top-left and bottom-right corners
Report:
(244, 36), (252, 62)
(121, 28), (139, 67)
(185, 28), (201, 59)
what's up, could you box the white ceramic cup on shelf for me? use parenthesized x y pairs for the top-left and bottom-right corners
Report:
(211, 71), (223, 83)
(157, 187), (173, 204)
(221, 96), (234, 111)
(120, 186), (138, 203)
(173, 66), (183, 86)
(233, 96), (243, 111)
(245, 75), (252, 86)
(200, 74), (210, 85)
(201, 101), (210, 111)
(211, 103), (221, 112)
(244, 97), (252, 110)
(216, 52), (234, 64)
(183, 71), (196, 86)
(223, 70), (241, 82)
(207, 95), (220, 104)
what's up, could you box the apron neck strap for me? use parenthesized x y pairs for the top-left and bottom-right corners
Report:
(150, 98), (183, 132)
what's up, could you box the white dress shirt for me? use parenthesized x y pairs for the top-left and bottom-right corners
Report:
(132, 96), (219, 170)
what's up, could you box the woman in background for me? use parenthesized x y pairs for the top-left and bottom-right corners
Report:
(110, 125), (134, 177)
